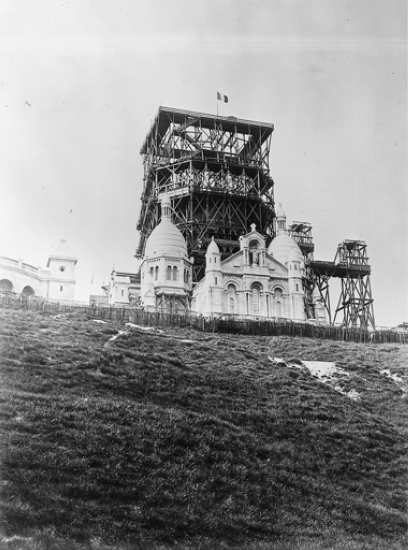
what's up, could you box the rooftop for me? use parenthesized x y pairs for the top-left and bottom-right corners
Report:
(141, 106), (274, 154)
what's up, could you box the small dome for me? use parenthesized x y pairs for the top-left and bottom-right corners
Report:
(268, 233), (303, 265)
(144, 218), (187, 259)
(206, 237), (220, 255)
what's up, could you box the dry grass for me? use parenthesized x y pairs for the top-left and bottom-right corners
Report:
(0, 307), (407, 549)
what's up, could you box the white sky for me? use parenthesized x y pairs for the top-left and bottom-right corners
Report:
(0, 0), (406, 326)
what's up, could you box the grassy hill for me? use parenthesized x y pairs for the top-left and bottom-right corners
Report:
(0, 307), (407, 550)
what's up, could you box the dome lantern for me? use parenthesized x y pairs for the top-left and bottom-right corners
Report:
(276, 203), (287, 235)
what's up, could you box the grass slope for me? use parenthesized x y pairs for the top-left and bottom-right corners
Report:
(0, 307), (407, 549)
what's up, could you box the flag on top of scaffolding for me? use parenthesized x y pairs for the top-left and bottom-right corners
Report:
(217, 92), (228, 103)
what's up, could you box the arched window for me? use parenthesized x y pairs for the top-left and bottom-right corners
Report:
(155, 266), (159, 281)
(250, 282), (262, 314)
(0, 279), (13, 292)
(22, 286), (35, 296)
(150, 267), (154, 278)
(274, 287), (283, 317)
(167, 265), (172, 280)
(252, 288), (260, 312)
(227, 283), (237, 315)
(173, 266), (178, 281)
(227, 283), (237, 314)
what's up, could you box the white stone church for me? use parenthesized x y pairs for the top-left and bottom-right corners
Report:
(137, 193), (327, 322)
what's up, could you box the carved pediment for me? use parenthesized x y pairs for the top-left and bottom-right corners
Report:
(222, 250), (243, 268)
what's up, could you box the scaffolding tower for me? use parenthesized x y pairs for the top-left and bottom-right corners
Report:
(288, 222), (316, 319)
(136, 106), (276, 281)
(307, 240), (375, 328)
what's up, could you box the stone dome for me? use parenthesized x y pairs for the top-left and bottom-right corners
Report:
(288, 244), (303, 264)
(268, 233), (303, 266)
(144, 194), (187, 259)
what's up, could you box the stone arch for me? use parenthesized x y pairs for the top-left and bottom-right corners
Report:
(250, 281), (263, 291)
(22, 285), (35, 296)
(0, 279), (13, 291)
(225, 278), (241, 291)
(227, 283), (237, 293)
(248, 239), (260, 249)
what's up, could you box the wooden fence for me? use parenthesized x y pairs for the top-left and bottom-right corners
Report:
(206, 318), (408, 344)
(0, 290), (406, 344)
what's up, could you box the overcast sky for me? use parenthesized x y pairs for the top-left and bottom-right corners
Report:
(0, 0), (406, 326)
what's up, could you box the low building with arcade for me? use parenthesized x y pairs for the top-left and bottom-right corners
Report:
(0, 239), (77, 302)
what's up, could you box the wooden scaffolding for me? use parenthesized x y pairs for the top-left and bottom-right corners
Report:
(136, 106), (276, 281)
(306, 240), (375, 329)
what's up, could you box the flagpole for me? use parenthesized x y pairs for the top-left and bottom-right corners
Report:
(216, 93), (218, 118)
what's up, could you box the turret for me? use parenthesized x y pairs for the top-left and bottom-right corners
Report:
(46, 239), (77, 302)
(205, 237), (223, 316)
(205, 237), (221, 276)
(140, 193), (192, 312)
(287, 245), (304, 320)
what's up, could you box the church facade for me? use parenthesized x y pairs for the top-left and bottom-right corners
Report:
(138, 194), (327, 322)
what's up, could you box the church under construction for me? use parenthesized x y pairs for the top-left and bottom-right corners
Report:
(130, 106), (375, 328)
